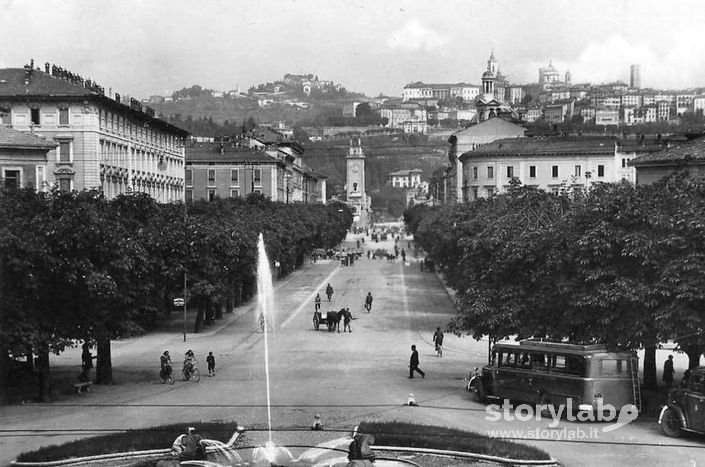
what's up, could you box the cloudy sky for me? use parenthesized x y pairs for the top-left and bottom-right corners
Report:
(1, 0), (703, 98)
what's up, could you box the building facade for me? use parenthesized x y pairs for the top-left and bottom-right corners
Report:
(630, 136), (705, 185)
(459, 137), (661, 201)
(0, 63), (188, 201)
(446, 117), (526, 203)
(0, 125), (56, 189)
(186, 133), (326, 204)
(387, 169), (423, 188)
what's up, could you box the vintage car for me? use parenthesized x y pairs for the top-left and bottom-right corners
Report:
(659, 366), (705, 437)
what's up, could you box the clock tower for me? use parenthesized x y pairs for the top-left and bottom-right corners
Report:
(346, 137), (368, 224)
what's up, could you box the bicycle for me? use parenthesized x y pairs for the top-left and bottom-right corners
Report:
(160, 366), (175, 385)
(182, 361), (201, 382)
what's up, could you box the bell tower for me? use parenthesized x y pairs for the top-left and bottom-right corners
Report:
(346, 136), (368, 224)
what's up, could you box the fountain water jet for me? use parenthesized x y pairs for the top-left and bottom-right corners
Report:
(256, 233), (275, 446)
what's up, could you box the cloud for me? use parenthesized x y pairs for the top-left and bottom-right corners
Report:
(558, 34), (705, 89)
(388, 19), (447, 52)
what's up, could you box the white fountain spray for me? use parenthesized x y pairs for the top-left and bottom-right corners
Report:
(253, 233), (296, 465)
(256, 233), (275, 445)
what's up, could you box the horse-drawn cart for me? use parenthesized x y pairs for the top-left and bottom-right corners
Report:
(313, 310), (341, 331)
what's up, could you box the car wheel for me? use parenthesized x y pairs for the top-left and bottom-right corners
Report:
(539, 394), (556, 418)
(660, 407), (683, 437)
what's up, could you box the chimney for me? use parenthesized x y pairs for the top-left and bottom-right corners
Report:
(44, 63), (50, 74)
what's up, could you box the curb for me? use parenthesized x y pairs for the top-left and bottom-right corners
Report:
(375, 445), (559, 466)
(11, 432), (243, 466)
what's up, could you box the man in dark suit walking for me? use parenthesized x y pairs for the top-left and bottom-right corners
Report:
(408, 345), (425, 379)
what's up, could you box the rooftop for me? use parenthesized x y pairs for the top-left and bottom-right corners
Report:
(0, 65), (188, 136)
(630, 136), (705, 166)
(0, 125), (57, 150)
(461, 136), (663, 160)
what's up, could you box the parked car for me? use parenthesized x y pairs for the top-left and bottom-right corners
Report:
(659, 366), (705, 437)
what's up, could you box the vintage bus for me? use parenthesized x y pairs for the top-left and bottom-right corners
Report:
(466, 340), (640, 414)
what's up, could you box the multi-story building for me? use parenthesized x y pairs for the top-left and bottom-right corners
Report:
(595, 107), (620, 125)
(544, 100), (574, 124)
(380, 104), (428, 134)
(621, 93), (642, 108)
(459, 137), (661, 201)
(387, 169), (423, 188)
(185, 136), (326, 204)
(0, 124), (57, 189)
(676, 94), (695, 116)
(657, 101), (672, 121)
(0, 62), (188, 201)
(630, 136), (705, 185)
(446, 117), (526, 203)
(693, 95), (705, 115)
(403, 82), (479, 102)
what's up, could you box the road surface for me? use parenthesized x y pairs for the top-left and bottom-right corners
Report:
(1, 233), (703, 466)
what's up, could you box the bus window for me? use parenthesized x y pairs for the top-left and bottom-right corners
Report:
(566, 355), (587, 376)
(552, 355), (567, 372)
(518, 352), (530, 368)
(600, 359), (628, 376)
(688, 373), (705, 394)
(501, 352), (516, 368)
(531, 353), (547, 371)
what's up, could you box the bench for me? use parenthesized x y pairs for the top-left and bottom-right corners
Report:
(72, 381), (92, 394)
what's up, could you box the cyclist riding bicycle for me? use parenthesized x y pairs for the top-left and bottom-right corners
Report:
(183, 350), (196, 378)
(160, 350), (173, 380)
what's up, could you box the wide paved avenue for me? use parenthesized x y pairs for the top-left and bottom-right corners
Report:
(1, 233), (702, 466)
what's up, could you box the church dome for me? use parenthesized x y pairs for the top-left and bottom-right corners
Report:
(482, 70), (495, 79)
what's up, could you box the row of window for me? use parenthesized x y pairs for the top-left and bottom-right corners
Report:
(185, 188), (263, 202)
(98, 109), (181, 149)
(185, 168), (263, 187)
(471, 164), (608, 180)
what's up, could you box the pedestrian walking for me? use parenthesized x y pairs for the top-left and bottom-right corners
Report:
(663, 355), (675, 387)
(206, 351), (216, 377)
(401, 249), (406, 262)
(314, 293), (321, 312)
(408, 344), (425, 379)
(432, 327), (444, 357)
(80, 342), (96, 382)
(364, 292), (373, 312)
(343, 308), (352, 333)
(326, 283), (334, 302)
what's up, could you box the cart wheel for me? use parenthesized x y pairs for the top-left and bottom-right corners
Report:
(313, 314), (319, 330)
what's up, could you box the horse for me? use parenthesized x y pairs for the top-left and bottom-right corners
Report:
(326, 310), (340, 332)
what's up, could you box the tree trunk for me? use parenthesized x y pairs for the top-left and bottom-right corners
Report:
(194, 306), (204, 333)
(643, 345), (657, 390)
(0, 350), (8, 405)
(95, 338), (113, 385)
(36, 350), (51, 402)
(215, 302), (223, 320)
(684, 346), (702, 369)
